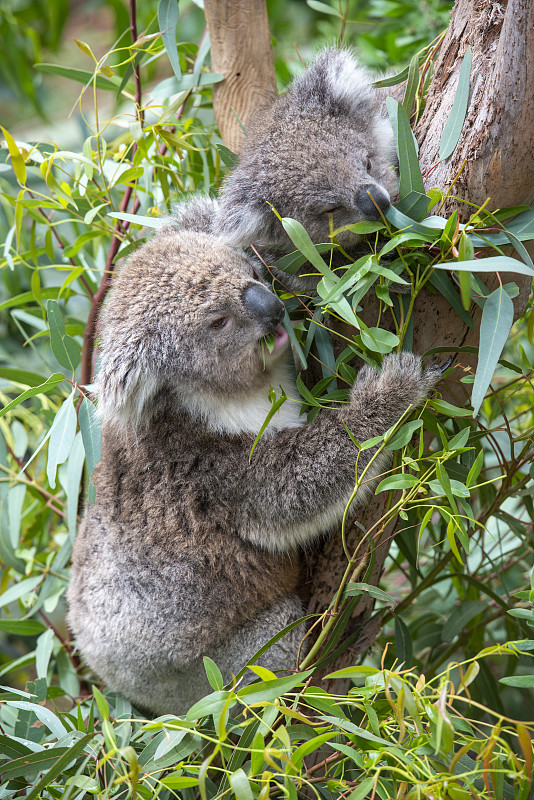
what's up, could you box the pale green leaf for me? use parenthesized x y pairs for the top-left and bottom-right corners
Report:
(472, 287), (514, 415)
(158, 0), (181, 80)
(440, 47), (472, 160)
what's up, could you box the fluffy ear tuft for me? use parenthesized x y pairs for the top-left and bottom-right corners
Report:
(158, 194), (219, 237)
(290, 47), (377, 119)
(96, 341), (162, 430)
(214, 200), (266, 248)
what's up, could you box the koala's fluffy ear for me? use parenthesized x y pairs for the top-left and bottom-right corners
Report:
(96, 332), (164, 430)
(213, 199), (266, 249)
(290, 47), (377, 120)
(158, 194), (219, 237)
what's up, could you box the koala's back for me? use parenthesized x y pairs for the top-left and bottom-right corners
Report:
(68, 410), (299, 697)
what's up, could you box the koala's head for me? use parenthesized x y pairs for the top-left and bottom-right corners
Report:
(216, 47), (397, 253)
(96, 229), (288, 429)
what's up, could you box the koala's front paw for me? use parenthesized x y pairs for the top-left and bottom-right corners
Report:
(354, 352), (441, 412)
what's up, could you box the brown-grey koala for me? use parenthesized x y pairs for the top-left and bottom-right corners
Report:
(214, 47), (398, 290)
(67, 220), (440, 717)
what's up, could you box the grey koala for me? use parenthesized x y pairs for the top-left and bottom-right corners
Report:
(67, 217), (441, 717)
(214, 47), (398, 290)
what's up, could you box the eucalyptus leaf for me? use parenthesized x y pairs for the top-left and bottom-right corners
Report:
(440, 47), (472, 160)
(47, 390), (76, 488)
(471, 287), (514, 415)
(158, 0), (181, 80)
(47, 300), (80, 372)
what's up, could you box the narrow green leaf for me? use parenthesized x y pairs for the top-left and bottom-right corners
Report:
(360, 327), (400, 354)
(307, 0), (343, 16)
(6, 701), (68, 740)
(0, 126), (27, 183)
(434, 256), (534, 277)
(289, 733), (338, 772)
(203, 656), (224, 691)
(47, 391), (76, 488)
(35, 629), (54, 680)
(64, 432), (85, 542)
(395, 190), (430, 220)
(237, 670), (313, 705)
(216, 144), (238, 169)
(24, 734), (93, 800)
(395, 616), (413, 666)
(281, 217), (336, 279)
(229, 768), (254, 800)
(459, 270), (471, 310)
(429, 398), (472, 417)
(79, 398), (102, 480)
(387, 99), (424, 198)
(35, 63), (121, 91)
(343, 583), (395, 604)
(499, 675), (534, 688)
(402, 53), (420, 116)
(0, 748), (73, 781)
(0, 619), (45, 635)
(158, 0), (181, 80)
(466, 449), (484, 487)
(440, 47), (472, 160)
(186, 690), (234, 720)
(47, 301), (80, 372)
(92, 685), (110, 719)
(472, 287), (514, 415)
(160, 775), (199, 789)
(0, 374), (64, 418)
(375, 474), (419, 493)
(0, 575), (42, 608)
(107, 211), (162, 228)
(384, 419), (423, 450)
(320, 715), (394, 746)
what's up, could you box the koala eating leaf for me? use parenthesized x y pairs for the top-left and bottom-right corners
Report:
(67, 223), (441, 716)
(215, 47), (398, 289)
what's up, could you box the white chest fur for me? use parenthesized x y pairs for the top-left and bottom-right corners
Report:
(179, 361), (304, 435)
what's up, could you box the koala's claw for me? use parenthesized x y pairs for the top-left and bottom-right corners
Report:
(437, 355), (455, 374)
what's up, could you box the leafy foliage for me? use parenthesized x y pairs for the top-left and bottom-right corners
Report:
(0, 1), (533, 798)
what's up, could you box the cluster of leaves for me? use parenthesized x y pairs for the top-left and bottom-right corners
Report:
(0, 2), (533, 798)
(1, 651), (533, 800)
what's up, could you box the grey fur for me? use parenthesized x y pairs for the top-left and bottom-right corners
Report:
(215, 47), (398, 289)
(67, 224), (441, 717)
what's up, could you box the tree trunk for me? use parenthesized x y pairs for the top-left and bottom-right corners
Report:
(204, 0), (277, 153)
(205, 0), (534, 688)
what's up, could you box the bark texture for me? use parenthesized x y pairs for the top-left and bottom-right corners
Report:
(204, 0), (277, 153)
(205, 0), (534, 688)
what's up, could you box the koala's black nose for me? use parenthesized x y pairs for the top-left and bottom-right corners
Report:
(356, 185), (391, 220)
(243, 284), (284, 328)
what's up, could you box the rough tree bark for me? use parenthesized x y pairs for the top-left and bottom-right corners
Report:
(205, 0), (534, 687)
(204, 0), (277, 153)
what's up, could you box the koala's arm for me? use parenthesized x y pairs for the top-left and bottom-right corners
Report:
(231, 353), (439, 552)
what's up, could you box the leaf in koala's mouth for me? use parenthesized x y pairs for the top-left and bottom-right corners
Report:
(262, 333), (275, 354)
(260, 326), (289, 366)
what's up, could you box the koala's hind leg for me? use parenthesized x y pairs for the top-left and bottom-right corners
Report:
(152, 593), (306, 716)
(211, 592), (307, 680)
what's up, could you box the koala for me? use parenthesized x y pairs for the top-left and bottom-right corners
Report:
(67, 222), (440, 717)
(214, 47), (398, 291)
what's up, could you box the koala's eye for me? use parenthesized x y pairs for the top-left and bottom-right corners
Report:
(366, 158), (373, 173)
(251, 268), (261, 281)
(323, 205), (344, 215)
(210, 317), (228, 330)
